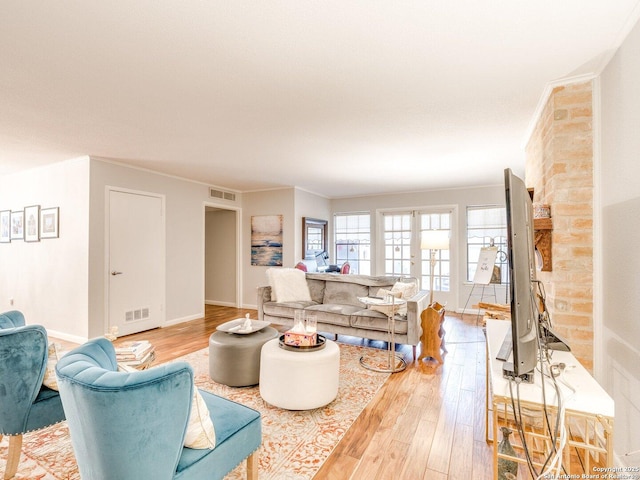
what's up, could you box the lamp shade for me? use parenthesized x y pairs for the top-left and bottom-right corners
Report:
(421, 230), (449, 250)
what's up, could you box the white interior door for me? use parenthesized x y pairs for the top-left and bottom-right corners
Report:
(108, 189), (165, 336)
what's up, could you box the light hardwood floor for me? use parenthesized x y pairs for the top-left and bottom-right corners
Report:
(54, 305), (495, 479)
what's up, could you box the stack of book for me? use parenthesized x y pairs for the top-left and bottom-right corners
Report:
(114, 340), (155, 368)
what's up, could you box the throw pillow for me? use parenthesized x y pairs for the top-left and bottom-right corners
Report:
(43, 343), (65, 390)
(391, 281), (418, 299)
(184, 389), (216, 449)
(266, 268), (312, 303)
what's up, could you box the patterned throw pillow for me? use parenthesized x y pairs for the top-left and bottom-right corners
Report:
(43, 343), (64, 390)
(184, 389), (217, 449)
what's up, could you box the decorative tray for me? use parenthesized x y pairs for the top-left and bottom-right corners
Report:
(217, 318), (271, 335)
(278, 334), (326, 352)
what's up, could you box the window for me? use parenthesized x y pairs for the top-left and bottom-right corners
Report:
(334, 213), (371, 275)
(420, 212), (451, 292)
(381, 210), (451, 292)
(466, 206), (507, 283)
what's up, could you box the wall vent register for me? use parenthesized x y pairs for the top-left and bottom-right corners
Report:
(125, 307), (150, 322)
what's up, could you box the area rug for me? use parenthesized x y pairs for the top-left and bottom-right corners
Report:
(0, 342), (391, 479)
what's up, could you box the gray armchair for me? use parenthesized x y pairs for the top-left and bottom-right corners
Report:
(0, 310), (65, 479)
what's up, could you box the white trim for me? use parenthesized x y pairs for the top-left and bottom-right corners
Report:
(163, 312), (203, 327)
(205, 300), (237, 307)
(591, 76), (604, 382)
(203, 201), (243, 308)
(48, 329), (87, 345)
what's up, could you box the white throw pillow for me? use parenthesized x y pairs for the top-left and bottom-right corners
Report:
(391, 281), (418, 299)
(184, 389), (216, 449)
(43, 343), (65, 391)
(266, 268), (312, 303)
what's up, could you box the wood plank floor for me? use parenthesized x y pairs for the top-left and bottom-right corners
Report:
(53, 305), (495, 479)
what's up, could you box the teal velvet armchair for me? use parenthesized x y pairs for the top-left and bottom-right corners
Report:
(0, 310), (66, 480)
(55, 337), (261, 480)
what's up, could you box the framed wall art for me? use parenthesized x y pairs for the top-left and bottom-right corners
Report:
(10, 210), (24, 240)
(251, 214), (283, 266)
(0, 210), (10, 243)
(40, 207), (59, 239)
(24, 205), (40, 242)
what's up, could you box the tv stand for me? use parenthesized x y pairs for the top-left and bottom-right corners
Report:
(485, 319), (614, 478)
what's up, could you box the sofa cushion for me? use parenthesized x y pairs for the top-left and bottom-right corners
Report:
(263, 300), (318, 319)
(304, 304), (360, 327)
(322, 281), (369, 307)
(306, 279), (326, 304)
(350, 309), (409, 334)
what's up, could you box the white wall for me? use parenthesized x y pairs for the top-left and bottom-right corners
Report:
(295, 188), (331, 261)
(0, 157), (90, 341)
(241, 188), (295, 308)
(330, 184), (506, 311)
(205, 208), (237, 306)
(87, 159), (239, 338)
(599, 16), (640, 464)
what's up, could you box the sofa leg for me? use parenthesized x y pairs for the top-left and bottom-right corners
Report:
(5, 434), (22, 479)
(412, 345), (416, 363)
(334, 334), (338, 341)
(246, 452), (258, 480)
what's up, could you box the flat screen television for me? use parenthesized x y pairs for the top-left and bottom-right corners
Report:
(502, 168), (539, 380)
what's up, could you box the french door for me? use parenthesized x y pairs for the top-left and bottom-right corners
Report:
(380, 209), (454, 306)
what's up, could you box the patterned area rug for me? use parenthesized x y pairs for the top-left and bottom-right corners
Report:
(1, 342), (390, 479)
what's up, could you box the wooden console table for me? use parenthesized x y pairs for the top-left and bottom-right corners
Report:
(485, 319), (614, 478)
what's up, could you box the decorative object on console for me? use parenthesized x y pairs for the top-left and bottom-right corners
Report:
(340, 261), (350, 274)
(497, 426), (518, 480)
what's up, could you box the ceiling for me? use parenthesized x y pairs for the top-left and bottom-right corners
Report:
(2, 1), (639, 198)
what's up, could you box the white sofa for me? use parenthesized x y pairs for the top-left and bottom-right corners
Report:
(257, 272), (430, 360)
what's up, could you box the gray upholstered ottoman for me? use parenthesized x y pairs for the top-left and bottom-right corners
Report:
(209, 326), (279, 387)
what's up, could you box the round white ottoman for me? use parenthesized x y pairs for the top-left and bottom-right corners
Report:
(259, 338), (340, 410)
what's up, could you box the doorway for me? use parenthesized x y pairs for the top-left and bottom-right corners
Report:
(204, 205), (241, 307)
(107, 188), (165, 336)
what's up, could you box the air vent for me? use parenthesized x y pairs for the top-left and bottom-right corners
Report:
(125, 307), (150, 322)
(210, 188), (236, 202)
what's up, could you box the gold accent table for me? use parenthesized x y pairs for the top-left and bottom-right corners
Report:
(357, 296), (407, 373)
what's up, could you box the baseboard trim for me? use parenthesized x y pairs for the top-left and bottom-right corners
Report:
(205, 300), (237, 307)
(47, 329), (87, 345)
(163, 312), (203, 327)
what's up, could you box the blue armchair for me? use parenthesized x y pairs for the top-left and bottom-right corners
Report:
(0, 310), (66, 480)
(55, 337), (261, 480)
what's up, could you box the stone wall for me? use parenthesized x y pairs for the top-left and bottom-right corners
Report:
(525, 81), (594, 371)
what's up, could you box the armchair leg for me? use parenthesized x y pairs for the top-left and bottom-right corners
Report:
(5, 434), (22, 479)
(246, 452), (258, 480)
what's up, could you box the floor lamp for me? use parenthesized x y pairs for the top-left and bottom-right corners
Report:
(420, 230), (450, 306)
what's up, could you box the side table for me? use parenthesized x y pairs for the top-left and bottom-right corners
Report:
(357, 296), (407, 373)
(418, 301), (445, 363)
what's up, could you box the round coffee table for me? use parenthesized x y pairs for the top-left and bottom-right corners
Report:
(209, 326), (279, 387)
(259, 337), (340, 410)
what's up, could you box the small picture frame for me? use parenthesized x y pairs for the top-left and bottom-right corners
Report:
(0, 210), (10, 243)
(24, 205), (40, 242)
(10, 210), (24, 240)
(40, 207), (59, 239)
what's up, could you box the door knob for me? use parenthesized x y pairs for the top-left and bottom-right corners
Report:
(111, 271), (123, 276)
